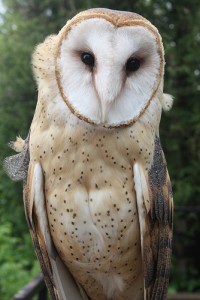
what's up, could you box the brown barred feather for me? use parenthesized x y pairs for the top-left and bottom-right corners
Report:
(144, 137), (173, 300)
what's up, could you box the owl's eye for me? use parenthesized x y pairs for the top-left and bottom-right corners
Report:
(81, 52), (95, 67)
(126, 58), (140, 72)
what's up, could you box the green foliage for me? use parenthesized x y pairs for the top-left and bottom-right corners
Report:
(0, 223), (39, 299)
(0, 0), (199, 297)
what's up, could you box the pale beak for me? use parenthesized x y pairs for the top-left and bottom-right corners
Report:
(101, 101), (112, 123)
(94, 64), (123, 123)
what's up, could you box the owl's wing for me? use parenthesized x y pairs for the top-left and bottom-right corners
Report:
(133, 136), (173, 300)
(24, 162), (89, 300)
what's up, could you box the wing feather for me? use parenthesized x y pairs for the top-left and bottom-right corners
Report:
(134, 136), (173, 300)
(24, 163), (57, 299)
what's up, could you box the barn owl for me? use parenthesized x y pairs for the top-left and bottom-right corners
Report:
(5, 8), (173, 300)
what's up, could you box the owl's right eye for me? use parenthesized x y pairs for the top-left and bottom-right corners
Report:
(81, 52), (95, 67)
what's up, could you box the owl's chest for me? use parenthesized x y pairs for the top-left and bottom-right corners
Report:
(30, 124), (143, 274)
(30, 124), (141, 197)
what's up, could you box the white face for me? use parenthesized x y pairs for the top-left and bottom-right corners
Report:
(56, 18), (162, 127)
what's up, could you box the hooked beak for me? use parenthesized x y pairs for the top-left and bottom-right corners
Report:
(94, 63), (123, 124)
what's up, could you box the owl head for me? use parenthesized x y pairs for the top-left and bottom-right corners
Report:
(33, 8), (172, 129)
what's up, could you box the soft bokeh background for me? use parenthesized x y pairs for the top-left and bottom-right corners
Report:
(0, 0), (199, 298)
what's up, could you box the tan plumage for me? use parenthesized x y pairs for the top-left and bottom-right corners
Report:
(5, 8), (173, 300)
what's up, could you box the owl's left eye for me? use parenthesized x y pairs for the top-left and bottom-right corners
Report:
(81, 52), (95, 67)
(126, 58), (140, 72)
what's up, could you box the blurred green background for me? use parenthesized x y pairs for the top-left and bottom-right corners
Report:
(0, 0), (200, 298)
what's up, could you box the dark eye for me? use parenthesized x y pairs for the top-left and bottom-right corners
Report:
(126, 58), (140, 72)
(81, 52), (95, 67)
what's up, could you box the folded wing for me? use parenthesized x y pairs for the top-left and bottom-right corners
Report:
(24, 162), (89, 300)
(134, 136), (173, 300)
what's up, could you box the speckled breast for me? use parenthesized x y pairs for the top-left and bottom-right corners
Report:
(30, 122), (145, 298)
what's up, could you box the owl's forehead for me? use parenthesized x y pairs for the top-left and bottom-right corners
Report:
(62, 18), (159, 55)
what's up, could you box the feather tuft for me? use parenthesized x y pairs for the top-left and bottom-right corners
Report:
(161, 93), (174, 111)
(9, 136), (26, 152)
(4, 134), (30, 181)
